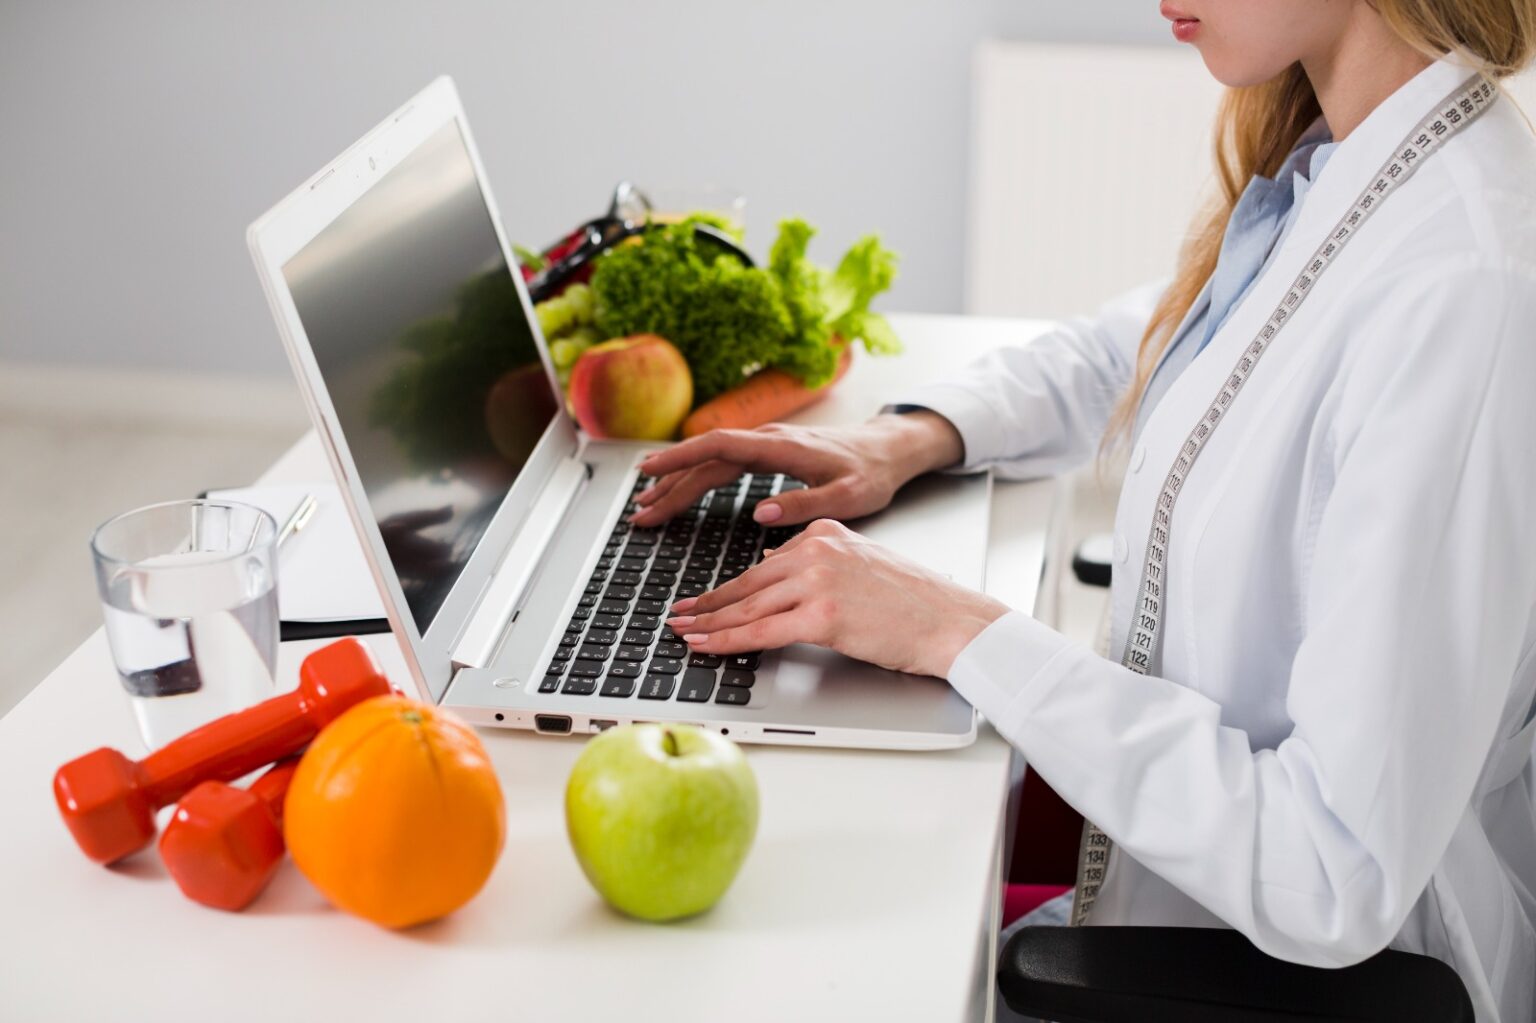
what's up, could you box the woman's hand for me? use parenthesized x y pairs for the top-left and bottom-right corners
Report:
(666, 519), (1009, 679)
(631, 411), (964, 527)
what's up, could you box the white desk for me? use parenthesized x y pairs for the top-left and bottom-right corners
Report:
(0, 315), (1058, 1022)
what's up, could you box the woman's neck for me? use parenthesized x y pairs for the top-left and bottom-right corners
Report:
(1302, 7), (1433, 141)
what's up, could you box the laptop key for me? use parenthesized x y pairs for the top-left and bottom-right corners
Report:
(605, 585), (637, 602)
(562, 678), (598, 696)
(592, 614), (624, 630)
(727, 651), (761, 670)
(585, 581), (604, 596)
(585, 629), (618, 646)
(721, 668), (756, 689)
(568, 661), (604, 679)
(647, 658), (684, 675)
(550, 647), (572, 662)
(639, 675), (676, 700)
(538, 677), (560, 694)
(578, 594), (598, 609)
(627, 615), (661, 632)
(675, 582), (707, 598)
(559, 632), (580, 647)
(598, 600), (630, 616)
(681, 569), (713, 585)
(655, 641), (687, 658)
(714, 686), (750, 706)
(678, 668), (716, 703)
(633, 598), (668, 616)
(606, 662), (642, 679)
(601, 676), (636, 698)
(569, 607), (592, 622)
(689, 653), (723, 668)
(617, 557), (649, 574)
(640, 585), (673, 601)
(613, 645), (650, 662)
(577, 644), (611, 661)
(609, 571), (641, 587)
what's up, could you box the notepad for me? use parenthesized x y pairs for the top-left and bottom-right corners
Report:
(207, 483), (387, 623)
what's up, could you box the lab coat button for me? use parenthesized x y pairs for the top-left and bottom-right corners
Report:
(1131, 445), (1146, 473)
(1113, 534), (1129, 564)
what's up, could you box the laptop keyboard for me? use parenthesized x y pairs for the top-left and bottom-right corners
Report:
(540, 472), (807, 706)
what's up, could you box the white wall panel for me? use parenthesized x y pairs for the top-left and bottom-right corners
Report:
(966, 42), (1223, 318)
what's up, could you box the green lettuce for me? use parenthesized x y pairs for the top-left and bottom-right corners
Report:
(590, 217), (901, 405)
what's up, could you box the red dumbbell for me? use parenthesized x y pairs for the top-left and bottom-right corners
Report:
(53, 638), (390, 864)
(159, 756), (299, 911)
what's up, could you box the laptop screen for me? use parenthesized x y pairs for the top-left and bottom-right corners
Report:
(282, 120), (560, 634)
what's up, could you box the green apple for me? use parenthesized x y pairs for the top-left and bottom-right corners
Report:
(565, 723), (759, 921)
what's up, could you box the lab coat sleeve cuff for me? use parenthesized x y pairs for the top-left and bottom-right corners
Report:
(946, 610), (1076, 725)
(883, 383), (1012, 470)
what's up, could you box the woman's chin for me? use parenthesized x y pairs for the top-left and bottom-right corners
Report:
(1196, 49), (1299, 90)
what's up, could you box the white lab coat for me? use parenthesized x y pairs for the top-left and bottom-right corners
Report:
(903, 58), (1536, 1021)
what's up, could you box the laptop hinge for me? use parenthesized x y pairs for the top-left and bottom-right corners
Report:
(450, 456), (589, 670)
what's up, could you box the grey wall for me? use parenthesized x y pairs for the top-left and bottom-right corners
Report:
(0, 1), (1168, 376)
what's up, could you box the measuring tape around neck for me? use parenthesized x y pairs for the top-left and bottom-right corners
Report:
(1068, 73), (1498, 927)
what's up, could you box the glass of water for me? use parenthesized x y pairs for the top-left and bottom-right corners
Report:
(91, 500), (279, 750)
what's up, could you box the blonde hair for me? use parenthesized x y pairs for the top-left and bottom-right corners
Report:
(1103, 0), (1536, 449)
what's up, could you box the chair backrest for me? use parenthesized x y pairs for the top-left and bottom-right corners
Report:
(966, 42), (1536, 320)
(998, 925), (1476, 1023)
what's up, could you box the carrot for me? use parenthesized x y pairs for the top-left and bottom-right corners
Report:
(681, 342), (854, 438)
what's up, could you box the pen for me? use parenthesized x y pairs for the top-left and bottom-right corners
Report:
(276, 493), (319, 548)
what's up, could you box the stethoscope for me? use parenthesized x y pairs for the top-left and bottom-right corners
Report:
(524, 182), (755, 303)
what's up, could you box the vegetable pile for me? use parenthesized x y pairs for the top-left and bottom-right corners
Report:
(576, 218), (900, 404)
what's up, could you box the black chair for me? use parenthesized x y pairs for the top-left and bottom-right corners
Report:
(997, 925), (1473, 1022)
(998, 540), (1477, 1023)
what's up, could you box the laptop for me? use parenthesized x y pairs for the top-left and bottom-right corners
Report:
(247, 76), (988, 750)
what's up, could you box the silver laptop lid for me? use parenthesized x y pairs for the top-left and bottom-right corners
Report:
(247, 77), (578, 703)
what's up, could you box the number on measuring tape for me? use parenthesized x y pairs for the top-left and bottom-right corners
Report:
(1069, 74), (1497, 927)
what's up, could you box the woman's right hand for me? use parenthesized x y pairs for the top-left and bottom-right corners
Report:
(631, 410), (965, 527)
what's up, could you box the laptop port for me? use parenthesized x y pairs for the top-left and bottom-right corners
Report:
(589, 719), (618, 733)
(535, 714), (572, 734)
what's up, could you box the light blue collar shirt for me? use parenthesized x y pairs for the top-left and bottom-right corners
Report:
(1133, 119), (1336, 440)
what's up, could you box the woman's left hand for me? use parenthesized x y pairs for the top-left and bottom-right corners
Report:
(667, 519), (1010, 679)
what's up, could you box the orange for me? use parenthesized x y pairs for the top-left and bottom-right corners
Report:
(284, 696), (505, 928)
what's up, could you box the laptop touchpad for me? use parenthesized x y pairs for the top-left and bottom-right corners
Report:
(843, 472), (990, 591)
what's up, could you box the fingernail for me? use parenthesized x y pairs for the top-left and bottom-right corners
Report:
(671, 597), (697, 613)
(684, 633), (709, 645)
(754, 503), (782, 523)
(668, 615), (697, 628)
(761, 546), (777, 557)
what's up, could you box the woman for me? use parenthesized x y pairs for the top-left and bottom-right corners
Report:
(637, 1), (1536, 1018)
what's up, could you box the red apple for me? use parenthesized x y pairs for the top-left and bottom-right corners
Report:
(568, 334), (694, 441)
